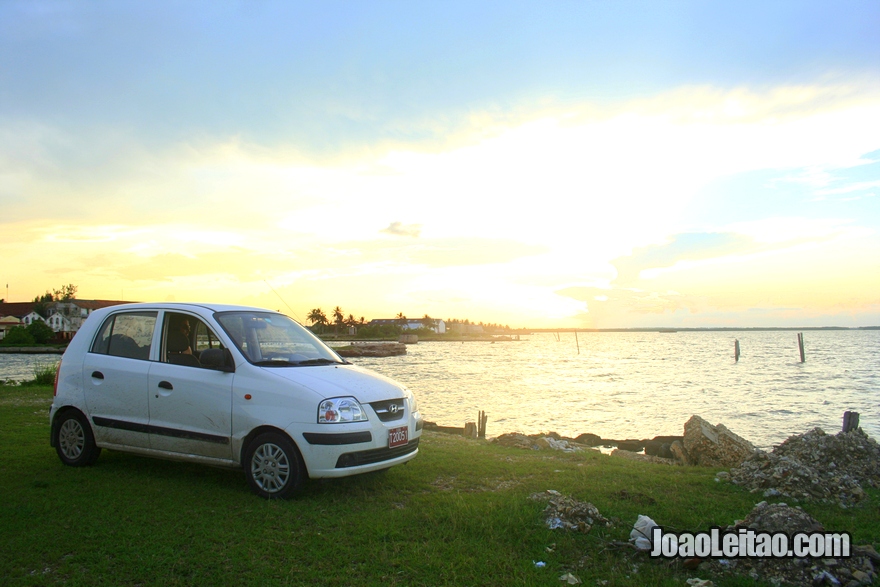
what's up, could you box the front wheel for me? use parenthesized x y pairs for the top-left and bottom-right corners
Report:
(54, 410), (101, 467)
(244, 432), (305, 499)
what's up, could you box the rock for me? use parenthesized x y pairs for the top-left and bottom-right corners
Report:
(851, 570), (869, 583)
(535, 437), (553, 449)
(492, 432), (537, 450)
(774, 428), (880, 489)
(682, 415), (756, 468)
(645, 439), (677, 458)
(701, 501), (877, 586)
(729, 428), (880, 506)
(609, 449), (677, 465)
(736, 501), (824, 534)
(616, 440), (643, 452)
(670, 439), (692, 465)
(574, 432), (602, 446)
(334, 343), (407, 357)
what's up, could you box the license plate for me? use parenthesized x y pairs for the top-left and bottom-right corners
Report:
(388, 426), (408, 448)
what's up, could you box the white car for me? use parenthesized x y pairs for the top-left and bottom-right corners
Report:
(49, 302), (422, 498)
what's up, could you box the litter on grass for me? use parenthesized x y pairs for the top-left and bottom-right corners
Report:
(529, 490), (611, 533)
(629, 514), (659, 551)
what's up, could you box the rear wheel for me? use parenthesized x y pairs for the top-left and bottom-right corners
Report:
(244, 432), (304, 499)
(54, 410), (101, 467)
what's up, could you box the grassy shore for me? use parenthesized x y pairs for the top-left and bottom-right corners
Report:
(1, 385), (876, 586)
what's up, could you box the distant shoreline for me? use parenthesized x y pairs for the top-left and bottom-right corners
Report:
(530, 326), (880, 333)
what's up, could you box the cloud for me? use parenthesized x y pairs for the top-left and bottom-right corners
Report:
(380, 221), (422, 237)
(612, 233), (757, 286)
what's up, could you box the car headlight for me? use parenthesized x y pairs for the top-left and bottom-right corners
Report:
(404, 388), (419, 413)
(318, 397), (368, 423)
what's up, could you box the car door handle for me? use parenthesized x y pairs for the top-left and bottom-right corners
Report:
(158, 381), (173, 390)
(91, 371), (104, 380)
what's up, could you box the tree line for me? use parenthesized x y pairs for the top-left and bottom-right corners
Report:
(304, 306), (514, 337)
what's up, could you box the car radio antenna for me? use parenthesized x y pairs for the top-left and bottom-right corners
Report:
(264, 280), (302, 322)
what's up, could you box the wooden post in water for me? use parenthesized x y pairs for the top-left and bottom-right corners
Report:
(477, 410), (488, 438)
(843, 411), (860, 433)
(734, 339), (740, 362)
(797, 333), (805, 363)
(463, 421), (477, 438)
(575, 330), (580, 355)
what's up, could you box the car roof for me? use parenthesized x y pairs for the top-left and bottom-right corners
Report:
(99, 302), (283, 314)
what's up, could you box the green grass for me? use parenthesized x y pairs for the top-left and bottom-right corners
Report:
(27, 361), (60, 386)
(1, 385), (877, 586)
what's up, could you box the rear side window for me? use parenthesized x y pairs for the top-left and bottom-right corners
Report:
(91, 312), (157, 360)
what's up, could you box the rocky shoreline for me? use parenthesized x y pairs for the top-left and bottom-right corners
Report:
(445, 416), (880, 587)
(427, 414), (880, 509)
(426, 414), (750, 464)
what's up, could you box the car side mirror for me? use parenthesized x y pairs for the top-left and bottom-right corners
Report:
(201, 348), (235, 372)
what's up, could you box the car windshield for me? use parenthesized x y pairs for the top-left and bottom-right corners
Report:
(215, 311), (346, 367)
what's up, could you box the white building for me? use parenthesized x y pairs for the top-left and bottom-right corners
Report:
(0, 316), (23, 340)
(368, 318), (447, 334)
(0, 299), (127, 341)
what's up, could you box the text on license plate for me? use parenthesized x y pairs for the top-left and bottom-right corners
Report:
(388, 426), (408, 448)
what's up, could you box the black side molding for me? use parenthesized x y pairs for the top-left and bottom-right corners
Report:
(303, 431), (372, 445)
(92, 417), (229, 445)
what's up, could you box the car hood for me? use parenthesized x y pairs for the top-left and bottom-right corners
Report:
(260, 363), (407, 403)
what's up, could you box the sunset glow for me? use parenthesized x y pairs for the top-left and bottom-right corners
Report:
(2, 1), (878, 328)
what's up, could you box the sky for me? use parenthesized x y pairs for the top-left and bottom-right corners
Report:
(1, 1), (879, 329)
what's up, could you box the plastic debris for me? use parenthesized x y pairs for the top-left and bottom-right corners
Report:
(533, 561), (546, 568)
(629, 514), (658, 551)
(558, 572), (581, 584)
(529, 490), (611, 533)
(812, 570), (841, 586)
(547, 517), (565, 530)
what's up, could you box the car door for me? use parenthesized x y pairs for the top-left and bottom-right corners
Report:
(82, 311), (157, 449)
(146, 312), (234, 460)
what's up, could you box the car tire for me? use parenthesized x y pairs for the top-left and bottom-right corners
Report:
(54, 410), (101, 467)
(244, 432), (305, 499)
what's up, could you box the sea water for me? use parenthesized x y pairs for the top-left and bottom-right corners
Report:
(350, 330), (879, 449)
(2, 330), (877, 449)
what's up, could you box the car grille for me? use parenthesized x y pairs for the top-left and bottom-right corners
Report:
(369, 398), (406, 422)
(335, 438), (419, 468)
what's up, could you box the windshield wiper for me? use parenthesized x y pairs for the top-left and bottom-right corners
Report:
(292, 358), (343, 366)
(252, 359), (297, 367)
(253, 357), (349, 367)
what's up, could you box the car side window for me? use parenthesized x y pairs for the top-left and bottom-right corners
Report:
(90, 312), (157, 360)
(162, 312), (223, 368)
(193, 320), (225, 355)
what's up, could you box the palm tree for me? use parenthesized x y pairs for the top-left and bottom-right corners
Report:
(333, 306), (345, 336)
(307, 308), (328, 333)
